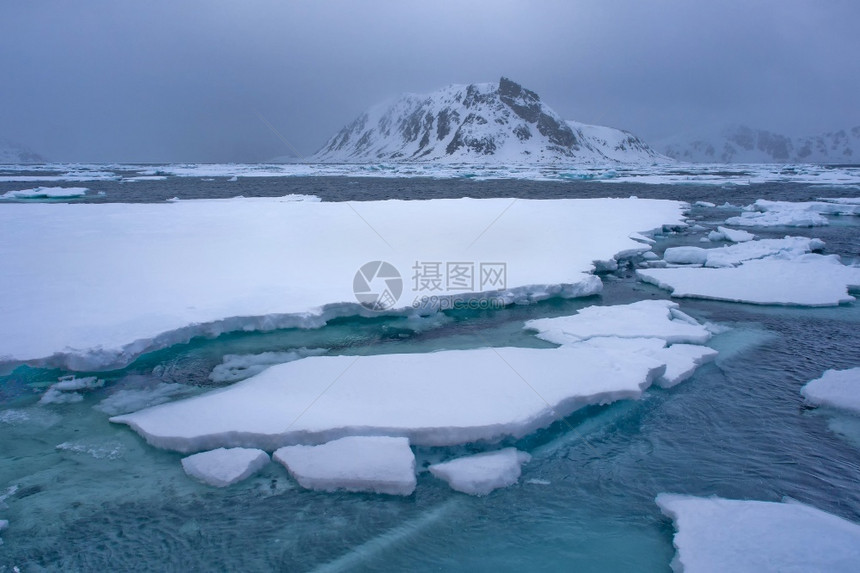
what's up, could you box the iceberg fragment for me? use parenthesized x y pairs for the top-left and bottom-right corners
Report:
(429, 448), (531, 496)
(181, 447), (270, 487)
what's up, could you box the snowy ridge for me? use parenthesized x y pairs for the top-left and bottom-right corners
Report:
(312, 77), (664, 164)
(657, 124), (860, 164)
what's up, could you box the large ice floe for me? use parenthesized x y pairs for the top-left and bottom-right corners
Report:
(274, 437), (416, 495)
(109, 300), (716, 455)
(429, 448), (531, 496)
(657, 494), (860, 572)
(725, 198), (860, 227)
(801, 368), (860, 415)
(639, 234), (860, 306)
(0, 196), (685, 370)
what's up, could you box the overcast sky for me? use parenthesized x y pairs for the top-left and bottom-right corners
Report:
(2, 0), (858, 162)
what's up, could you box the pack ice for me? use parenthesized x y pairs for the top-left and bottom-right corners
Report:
(657, 494), (860, 572)
(0, 197), (684, 370)
(640, 234), (860, 306)
(726, 198), (860, 227)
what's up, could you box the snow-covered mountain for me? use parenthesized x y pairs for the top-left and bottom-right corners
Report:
(656, 125), (860, 164)
(0, 139), (46, 163)
(312, 77), (665, 164)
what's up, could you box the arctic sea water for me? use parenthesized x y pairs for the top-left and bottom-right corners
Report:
(1, 166), (859, 571)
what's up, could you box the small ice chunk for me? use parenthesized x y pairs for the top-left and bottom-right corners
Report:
(274, 436), (416, 496)
(642, 251), (659, 261)
(525, 300), (711, 346)
(801, 368), (860, 414)
(657, 493), (860, 573)
(694, 201), (716, 208)
(526, 478), (551, 485)
(664, 247), (708, 265)
(39, 375), (104, 405)
(0, 519), (8, 532)
(708, 230), (726, 242)
(716, 226), (755, 242)
(429, 448), (531, 496)
(181, 447), (270, 487)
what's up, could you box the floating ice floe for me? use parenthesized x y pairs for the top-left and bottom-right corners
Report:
(726, 198), (860, 227)
(274, 437), (416, 495)
(111, 301), (715, 453)
(801, 368), (860, 415)
(663, 236), (824, 268)
(524, 300), (711, 346)
(429, 448), (531, 496)
(657, 494), (860, 573)
(0, 197), (684, 370)
(181, 447), (270, 487)
(0, 186), (88, 199)
(110, 344), (667, 452)
(39, 375), (104, 405)
(639, 253), (860, 306)
(524, 301), (716, 388)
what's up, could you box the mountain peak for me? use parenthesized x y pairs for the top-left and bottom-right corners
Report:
(312, 79), (663, 164)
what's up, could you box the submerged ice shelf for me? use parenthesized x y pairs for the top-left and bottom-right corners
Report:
(0, 196), (685, 371)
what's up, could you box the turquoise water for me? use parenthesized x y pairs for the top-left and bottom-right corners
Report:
(1, 192), (859, 571)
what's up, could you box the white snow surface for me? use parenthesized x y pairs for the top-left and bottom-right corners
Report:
(429, 448), (531, 496)
(1, 186), (88, 199)
(110, 344), (667, 452)
(657, 493), (860, 573)
(273, 436), (416, 496)
(639, 253), (860, 306)
(524, 300), (711, 346)
(801, 368), (860, 414)
(181, 447), (270, 487)
(0, 197), (684, 370)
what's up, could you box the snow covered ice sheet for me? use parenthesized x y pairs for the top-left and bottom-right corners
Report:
(801, 368), (860, 415)
(657, 494), (860, 573)
(274, 436), (416, 495)
(110, 344), (668, 452)
(181, 447), (270, 487)
(639, 254), (860, 306)
(0, 197), (685, 370)
(429, 448), (531, 496)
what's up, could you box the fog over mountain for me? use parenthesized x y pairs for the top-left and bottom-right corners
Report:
(1, 1), (858, 162)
